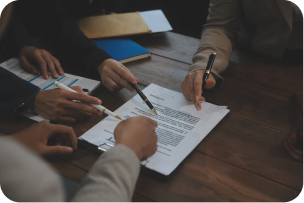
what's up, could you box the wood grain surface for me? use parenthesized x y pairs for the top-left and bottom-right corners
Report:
(0, 32), (302, 202)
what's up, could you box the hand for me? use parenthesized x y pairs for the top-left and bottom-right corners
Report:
(26, 86), (103, 123)
(19, 46), (64, 79)
(97, 59), (138, 92)
(181, 70), (216, 111)
(114, 116), (158, 161)
(9, 121), (77, 155)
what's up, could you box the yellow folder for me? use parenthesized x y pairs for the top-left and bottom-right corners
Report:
(77, 12), (152, 39)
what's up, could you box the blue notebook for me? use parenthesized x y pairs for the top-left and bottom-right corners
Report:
(93, 38), (151, 63)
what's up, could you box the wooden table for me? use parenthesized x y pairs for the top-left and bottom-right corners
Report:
(0, 32), (302, 201)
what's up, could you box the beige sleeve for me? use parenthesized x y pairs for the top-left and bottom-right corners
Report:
(189, 0), (243, 86)
(0, 138), (64, 202)
(73, 144), (140, 202)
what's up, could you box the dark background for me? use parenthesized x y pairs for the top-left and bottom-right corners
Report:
(103, 0), (211, 39)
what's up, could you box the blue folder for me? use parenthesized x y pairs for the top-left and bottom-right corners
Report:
(93, 38), (151, 63)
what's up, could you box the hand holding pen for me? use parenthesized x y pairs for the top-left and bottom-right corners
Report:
(55, 81), (122, 120)
(119, 65), (158, 115)
(97, 59), (139, 92)
(180, 52), (217, 111)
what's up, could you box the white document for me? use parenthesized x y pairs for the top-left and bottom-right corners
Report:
(80, 83), (229, 176)
(140, 10), (173, 33)
(0, 58), (101, 122)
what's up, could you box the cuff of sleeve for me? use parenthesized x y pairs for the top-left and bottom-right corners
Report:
(188, 63), (224, 87)
(107, 144), (140, 168)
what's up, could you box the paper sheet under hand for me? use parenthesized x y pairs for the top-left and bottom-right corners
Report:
(80, 83), (229, 176)
(0, 58), (100, 122)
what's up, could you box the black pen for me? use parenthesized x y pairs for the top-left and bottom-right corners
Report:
(201, 52), (216, 96)
(120, 65), (157, 115)
(130, 83), (158, 115)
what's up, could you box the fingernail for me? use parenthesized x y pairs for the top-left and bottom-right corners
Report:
(133, 80), (137, 84)
(65, 148), (73, 153)
(195, 95), (199, 101)
(97, 99), (102, 104)
(195, 105), (200, 111)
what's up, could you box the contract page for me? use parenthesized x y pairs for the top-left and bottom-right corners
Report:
(80, 83), (229, 175)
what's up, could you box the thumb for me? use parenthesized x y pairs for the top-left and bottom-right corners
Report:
(205, 73), (216, 89)
(42, 146), (73, 155)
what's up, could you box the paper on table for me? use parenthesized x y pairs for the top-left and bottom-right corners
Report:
(139, 10), (173, 33)
(80, 83), (229, 176)
(0, 58), (100, 122)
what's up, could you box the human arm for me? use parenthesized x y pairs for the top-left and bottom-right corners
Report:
(16, 0), (138, 92)
(0, 66), (102, 123)
(73, 116), (158, 202)
(1, 16), (63, 79)
(16, 0), (111, 77)
(0, 137), (64, 202)
(181, 0), (243, 110)
(0, 67), (40, 120)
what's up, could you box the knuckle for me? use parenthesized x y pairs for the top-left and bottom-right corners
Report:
(33, 49), (40, 55)
(110, 83), (116, 88)
(40, 60), (47, 67)
(55, 99), (64, 106)
(40, 49), (46, 54)
(194, 80), (201, 85)
(74, 86), (82, 92)
(78, 94), (87, 101)
(54, 108), (61, 114)
(79, 103), (88, 110)
(52, 116), (60, 121)
(58, 90), (65, 97)
(103, 67), (109, 74)
(110, 60), (116, 66)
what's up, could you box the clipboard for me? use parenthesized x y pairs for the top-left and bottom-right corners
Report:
(77, 139), (173, 180)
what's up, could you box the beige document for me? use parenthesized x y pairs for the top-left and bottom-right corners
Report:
(77, 12), (152, 39)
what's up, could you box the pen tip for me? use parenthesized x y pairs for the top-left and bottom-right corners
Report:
(115, 115), (122, 120)
(152, 108), (158, 115)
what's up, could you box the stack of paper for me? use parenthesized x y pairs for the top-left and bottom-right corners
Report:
(79, 84), (229, 176)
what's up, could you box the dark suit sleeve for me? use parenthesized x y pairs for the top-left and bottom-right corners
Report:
(16, 0), (111, 76)
(0, 67), (40, 120)
(0, 17), (35, 59)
